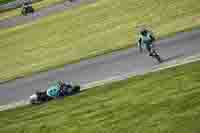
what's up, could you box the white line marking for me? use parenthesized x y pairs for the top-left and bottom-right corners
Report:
(1, 53), (200, 111)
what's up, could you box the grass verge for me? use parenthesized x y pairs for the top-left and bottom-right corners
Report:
(0, 0), (65, 20)
(0, 0), (15, 5)
(0, 0), (200, 82)
(1, 60), (200, 133)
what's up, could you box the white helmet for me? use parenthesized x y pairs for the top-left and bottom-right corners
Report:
(29, 94), (38, 103)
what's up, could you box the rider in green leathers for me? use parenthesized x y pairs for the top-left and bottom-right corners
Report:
(34, 81), (61, 102)
(137, 29), (155, 56)
(46, 80), (73, 98)
(46, 81), (61, 97)
(32, 80), (75, 103)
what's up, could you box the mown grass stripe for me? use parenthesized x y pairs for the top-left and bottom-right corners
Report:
(0, 61), (200, 133)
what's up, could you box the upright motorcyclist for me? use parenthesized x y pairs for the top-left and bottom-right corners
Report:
(21, 0), (34, 15)
(137, 28), (155, 56)
(22, 1), (31, 9)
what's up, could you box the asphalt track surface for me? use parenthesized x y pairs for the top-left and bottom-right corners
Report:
(0, 29), (200, 106)
(0, 0), (96, 29)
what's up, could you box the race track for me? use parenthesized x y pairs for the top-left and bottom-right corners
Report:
(0, 29), (199, 106)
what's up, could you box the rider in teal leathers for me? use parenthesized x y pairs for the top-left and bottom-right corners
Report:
(46, 80), (62, 97)
(137, 28), (155, 56)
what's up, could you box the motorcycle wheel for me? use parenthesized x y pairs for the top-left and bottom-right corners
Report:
(154, 54), (162, 63)
(151, 51), (162, 63)
(30, 7), (34, 13)
(73, 85), (80, 93)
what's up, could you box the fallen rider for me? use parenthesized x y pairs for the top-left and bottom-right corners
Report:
(30, 80), (80, 104)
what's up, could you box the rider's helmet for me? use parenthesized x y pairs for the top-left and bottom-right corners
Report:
(140, 28), (149, 36)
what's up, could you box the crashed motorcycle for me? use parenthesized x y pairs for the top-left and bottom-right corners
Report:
(29, 81), (80, 104)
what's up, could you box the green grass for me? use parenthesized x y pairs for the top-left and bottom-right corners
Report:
(0, 0), (65, 20)
(1, 61), (200, 133)
(0, 0), (200, 82)
(0, 0), (15, 5)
